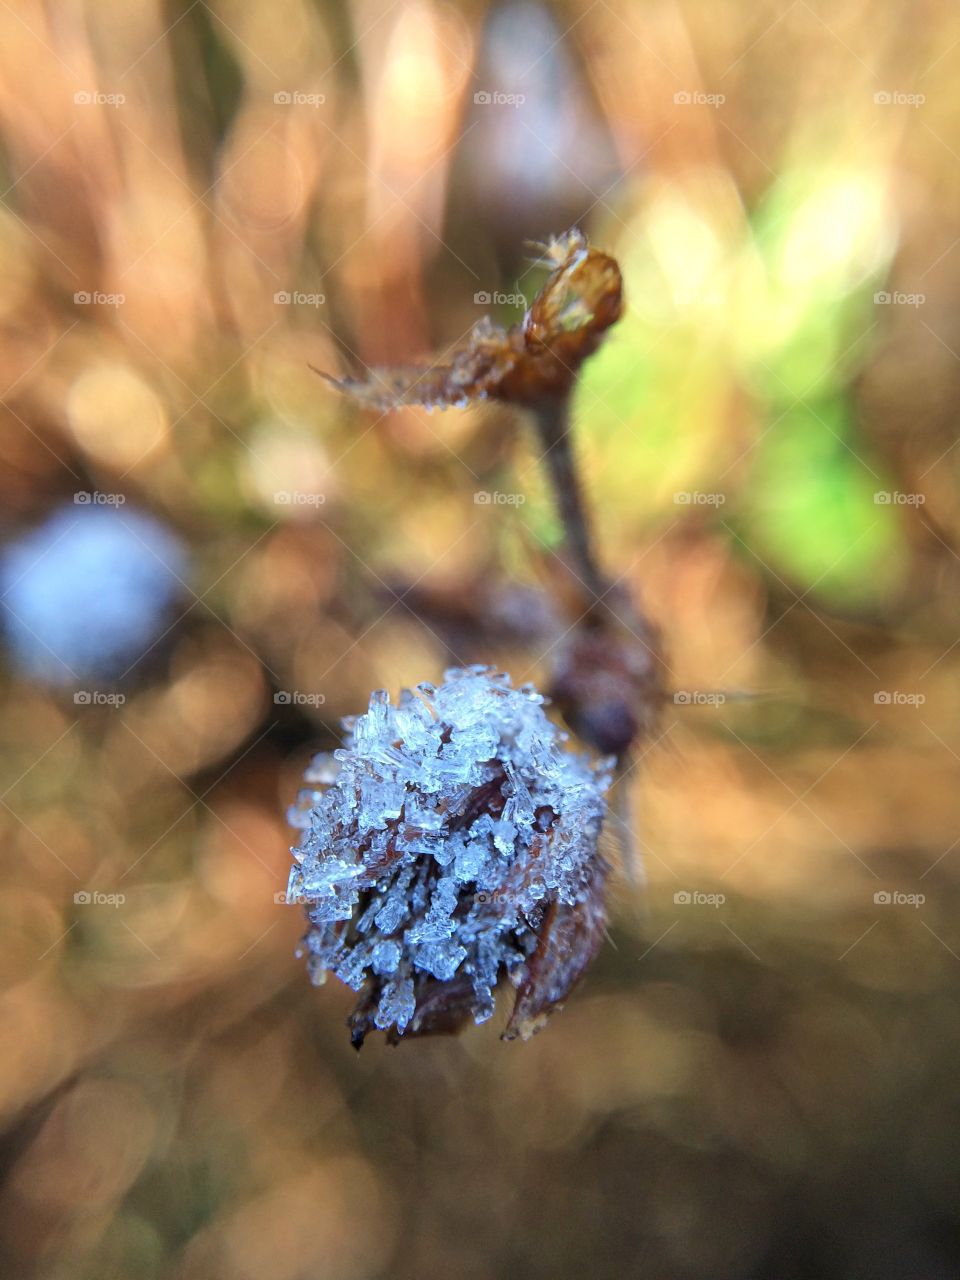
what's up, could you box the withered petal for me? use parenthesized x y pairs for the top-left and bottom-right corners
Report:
(348, 973), (485, 1048)
(503, 859), (609, 1042)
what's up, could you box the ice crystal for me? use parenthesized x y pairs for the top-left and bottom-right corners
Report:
(286, 666), (613, 1045)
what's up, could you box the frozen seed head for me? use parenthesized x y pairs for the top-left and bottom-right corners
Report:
(286, 666), (614, 1046)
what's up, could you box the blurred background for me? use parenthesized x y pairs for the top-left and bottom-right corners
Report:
(1, 0), (959, 1276)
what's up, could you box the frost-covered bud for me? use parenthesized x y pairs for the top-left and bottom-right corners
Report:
(286, 666), (613, 1046)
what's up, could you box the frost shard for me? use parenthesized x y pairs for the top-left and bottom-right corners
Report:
(286, 666), (613, 1045)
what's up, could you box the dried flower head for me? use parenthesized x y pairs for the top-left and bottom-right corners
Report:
(315, 227), (623, 411)
(286, 666), (613, 1046)
(550, 589), (665, 758)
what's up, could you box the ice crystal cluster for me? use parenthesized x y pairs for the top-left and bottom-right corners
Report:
(287, 666), (613, 1045)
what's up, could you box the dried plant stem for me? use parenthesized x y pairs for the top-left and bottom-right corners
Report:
(530, 396), (608, 600)
(532, 397), (659, 902)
